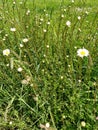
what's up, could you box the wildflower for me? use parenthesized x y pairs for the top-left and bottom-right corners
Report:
(3, 49), (10, 56)
(71, 0), (74, 3)
(77, 48), (89, 58)
(85, 11), (89, 15)
(61, 76), (64, 79)
(78, 80), (81, 83)
(46, 45), (49, 48)
(81, 121), (86, 127)
(22, 38), (29, 43)
(78, 16), (81, 20)
(6, 64), (9, 67)
(78, 28), (81, 32)
(13, 1), (16, 4)
(74, 46), (77, 49)
(66, 20), (71, 27)
(3, 37), (6, 41)
(26, 10), (30, 15)
(20, 44), (24, 48)
(47, 21), (50, 25)
(40, 18), (43, 22)
(9, 121), (12, 125)
(62, 115), (65, 119)
(17, 67), (23, 72)
(45, 122), (50, 128)
(10, 27), (16, 32)
(5, 34), (8, 37)
(61, 14), (64, 18)
(43, 29), (47, 32)
(64, 9), (66, 12)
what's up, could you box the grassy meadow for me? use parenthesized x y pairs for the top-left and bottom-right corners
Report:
(0, 0), (98, 130)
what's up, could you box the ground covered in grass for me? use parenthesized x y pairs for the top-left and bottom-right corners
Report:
(0, 0), (98, 130)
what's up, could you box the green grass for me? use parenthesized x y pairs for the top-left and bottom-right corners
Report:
(0, 0), (98, 130)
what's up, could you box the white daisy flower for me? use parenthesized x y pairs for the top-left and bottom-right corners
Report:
(81, 121), (86, 127)
(45, 122), (50, 128)
(78, 16), (81, 20)
(77, 48), (89, 58)
(20, 44), (24, 48)
(3, 49), (10, 56)
(10, 27), (16, 32)
(66, 21), (71, 27)
(17, 67), (23, 72)
(22, 38), (29, 43)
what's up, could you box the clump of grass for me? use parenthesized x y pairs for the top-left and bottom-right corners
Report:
(0, 0), (98, 129)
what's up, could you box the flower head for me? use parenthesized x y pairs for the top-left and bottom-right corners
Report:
(3, 49), (10, 56)
(78, 16), (81, 20)
(81, 121), (86, 127)
(77, 48), (89, 58)
(22, 38), (29, 43)
(17, 67), (23, 72)
(66, 20), (71, 27)
(10, 27), (16, 32)
(45, 122), (50, 128)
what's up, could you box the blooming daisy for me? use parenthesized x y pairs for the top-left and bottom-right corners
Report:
(17, 67), (23, 72)
(10, 27), (16, 32)
(77, 48), (89, 58)
(3, 49), (10, 56)
(81, 121), (86, 127)
(22, 38), (29, 43)
(66, 21), (71, 27)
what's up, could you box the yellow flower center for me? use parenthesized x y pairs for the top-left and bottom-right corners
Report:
(80, 51), (86, 56)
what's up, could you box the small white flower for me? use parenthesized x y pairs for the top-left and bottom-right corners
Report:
(85, 11), (89, 15)
(17, 67), (23, 72)
(3, 38), (6, 41)
(3, 49), (10, 56)
(78, 28), (81, 32)
(68, 65), (71, 67)
(43, 29), (47, 32)
(9, 121), (12, 125)
(61, 14), (64, 18)
(26, 10), (30, 15)
(77, 48), (89, 58)
(78, 80), (81, 83)
(40, 18), (43, 21)
(6, 64), (9, 67)
(5, 34), (8, 37)
(66, 20), (71, 27)
(78, 16), (81, 20)
(71, 0), (74, 3)
(22, 38), (29, 43)
(10, 27), (16, 32)
(20, 44), (24, 48)
(64, 9), (66, 12)
(46, 45), (49, 48)
(61, 76), (64, 79)
(74, 46), (77, 49)
(81, 121), (86, 127)
(13, 1), (16, 4)
(47, 21), (50, 25)
(45, 122), (50, 128)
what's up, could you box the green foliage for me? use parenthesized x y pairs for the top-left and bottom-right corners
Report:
(0, 0), (98, 129)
